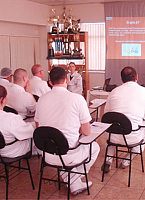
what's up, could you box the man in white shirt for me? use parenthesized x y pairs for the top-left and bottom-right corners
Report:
(102, 66), (145, 173)
(6, 68), (36, 119)
(67, 62), (83, 95)
(30, 64), (51, 97)
(0, 67), (13, 90)
(35, 67), (100, 196)
(0, 85), (34, 158)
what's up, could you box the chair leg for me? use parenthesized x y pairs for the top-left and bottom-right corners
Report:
(102, 145), (109, 182)
(57, 168), (61, 190)
(84, 163), (90, 195)
(5, 165), (9, 200)
(128, 149), (132, 187)
(116, 146), (118, 168)
(67, 172), (70, 200)
(19, 160), (21, 169)
(140, 145), (144, 172)
(38, 164), (44, 200)
(26, 159), (35, 190)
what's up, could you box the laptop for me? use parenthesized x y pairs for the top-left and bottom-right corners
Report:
(92, 78), (111, 91)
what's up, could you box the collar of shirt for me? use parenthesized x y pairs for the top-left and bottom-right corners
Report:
(0, 78), (9, 83)
(13, 83), (25, 91)
(52, 86), (68, 92)
(70, 71), (77, 77)
(123, 81), (138, 86)
(33, 76), (42, 80)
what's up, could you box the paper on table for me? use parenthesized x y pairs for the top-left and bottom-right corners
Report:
(91, 122), (110, 133)
(79, 122), (112, 144)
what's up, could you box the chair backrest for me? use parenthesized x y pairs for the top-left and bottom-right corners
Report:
(4, 106), (18, 114)
(101, 112), (132, 135)
(33, 95), (39, 102)
(0, 132), (6, 149)
(33, 126), (69, 155)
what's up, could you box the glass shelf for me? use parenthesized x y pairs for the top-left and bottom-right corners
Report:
(46, 56), (85, 60)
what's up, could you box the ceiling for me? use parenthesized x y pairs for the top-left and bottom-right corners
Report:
(28, 0), (140, 6)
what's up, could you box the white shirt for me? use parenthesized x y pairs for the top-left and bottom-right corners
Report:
(30, 76), (51, 97)
(0, 78), (13, 90)
(67, 71), (83, 95)
(105, 81), (145, 144)
(0, 110), (34, 157)
(6, 84), (36, 119)
(35, 86), (91, 148)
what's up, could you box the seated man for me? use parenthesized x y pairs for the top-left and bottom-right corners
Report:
(6, 68), (36, 119)
(30, 64), (51, 97)
(0, 67), (13, 89)
(101, 66), (145, 173)
(34, 66), (100, 195)
(67, 62), (83, 95)
(0, 85), (34, 157)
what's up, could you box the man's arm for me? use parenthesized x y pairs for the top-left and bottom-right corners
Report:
(79, 122), (91, 136)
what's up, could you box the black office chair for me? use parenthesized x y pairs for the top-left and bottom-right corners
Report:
(33, 126), (92, 200)
(4, 106), (18, 114)
(0, 132), (35, 199)
(33, 94), (39, 102)
(101, 112), (144, 187)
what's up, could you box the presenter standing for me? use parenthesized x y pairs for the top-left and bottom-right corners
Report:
(67, 62), (83, 95)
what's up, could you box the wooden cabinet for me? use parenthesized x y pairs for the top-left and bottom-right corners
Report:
(47, 32), (89, 97)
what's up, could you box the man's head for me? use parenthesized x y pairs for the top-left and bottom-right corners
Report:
(31, 64), (44, 79)
(0, 85), (7, 107)
(50, 67), (67, 86)
(0, 67), (13, 82)
(69, 62), (76, 75)
(14, 68), (29, 87)
(121, 66), (137, 83)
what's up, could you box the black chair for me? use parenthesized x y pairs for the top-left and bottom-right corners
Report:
(4, 106), (18, 114)
(0, 132), (35, 199)
(33, 94), (39, 102)
(101, 112), (144, 187)
(33, 126), (92, 200)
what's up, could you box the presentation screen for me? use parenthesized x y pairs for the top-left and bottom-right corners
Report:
(106, 17), (145, 59)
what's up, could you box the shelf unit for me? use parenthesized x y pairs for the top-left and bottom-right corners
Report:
(47, 31), (89, 97)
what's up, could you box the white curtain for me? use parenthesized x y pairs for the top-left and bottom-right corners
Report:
(80, 23), (105, 71)
(10, 37), (35, 76)
(0, 36), (10, 70)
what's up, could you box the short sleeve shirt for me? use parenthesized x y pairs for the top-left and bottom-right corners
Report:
(35, 87), (91, 147)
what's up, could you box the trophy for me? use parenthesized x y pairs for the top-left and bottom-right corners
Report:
(48, 8), (59, 34)
(72, 19), (83, 57)
(48, 38), (54, 57)
(62, 35), (72, 57)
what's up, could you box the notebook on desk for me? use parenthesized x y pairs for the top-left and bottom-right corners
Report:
(92, 78), (111, 91)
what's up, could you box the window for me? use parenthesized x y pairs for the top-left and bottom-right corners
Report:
(80, 23), (105, 71)
(51, 23), (106, 71)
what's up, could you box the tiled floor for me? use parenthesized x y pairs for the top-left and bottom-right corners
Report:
(1, 107), (145, 199)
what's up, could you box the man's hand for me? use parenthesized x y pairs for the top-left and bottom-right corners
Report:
(25, 80), (32, 93)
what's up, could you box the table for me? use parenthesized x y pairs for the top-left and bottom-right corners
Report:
(86, 90), (109, 107)
(79, 122), (112, 144)
(89, 98), (107, 121)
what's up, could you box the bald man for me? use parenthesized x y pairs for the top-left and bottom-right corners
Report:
(102, 66), (145, 172)
(30, 64), (51, 97)
(6, 68), (36, 119)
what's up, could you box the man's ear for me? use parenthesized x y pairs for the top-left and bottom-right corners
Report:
(49, 80), (53, 86)
(66, 76), (68, 84)
(135, 74), (138, 82)
(23, 76), (26, 82)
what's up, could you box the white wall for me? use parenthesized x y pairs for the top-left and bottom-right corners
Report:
(53, 4), (105, 23)
(0, 0), (49, 25)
